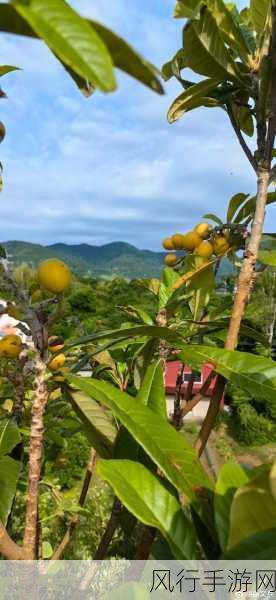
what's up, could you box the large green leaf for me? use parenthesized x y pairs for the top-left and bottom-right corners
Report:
(207, 0), (253, 60)
(182, 21), (226, 79)
(0, 420), (21, 526)
(187, 263), (215, 320)
(215, 462), (249, 551)
(68, 390), (117, 457)
(223, 528), (276, 559)
(0, 4), (163, 94)
(178, 344), (276, 402)
(158, 267), (180, 308)
(0, 456), (20, 525)
(67, 325), (181, 350)
(168, 77), (222, 123)
(137, 360), (166, 419)
(250, 0), (271, 35)
(174, 0), (203, 19)
(191, 8), (244, 82)
(0, 420), (21, 457)
(226, 192), (250, 222)
(228, 466), (276, 548)
(12, 0), (116, 92)
(89, 21), (163, 94)
(98, 459), (196, 560)
(68, 374), (212, 500)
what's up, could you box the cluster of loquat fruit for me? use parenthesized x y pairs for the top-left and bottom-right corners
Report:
(162, 222), (244, 267)
(0, 258), (71, 368)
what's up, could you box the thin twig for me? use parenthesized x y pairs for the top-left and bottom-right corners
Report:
(195, 375), (226, 457)
(134, 525), (156, 559)
(227, 103), (258, 172)
(51, 449), (97, 560)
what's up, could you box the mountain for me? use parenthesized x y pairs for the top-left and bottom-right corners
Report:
(2, 240), (235, 280)
(3, 241), (165, 279)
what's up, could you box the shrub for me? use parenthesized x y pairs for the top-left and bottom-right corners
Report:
(227, 384), (276, 446)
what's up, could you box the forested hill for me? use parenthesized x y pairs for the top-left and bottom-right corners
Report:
(3, 240), (234, 280)
(3, 241), (165, 278)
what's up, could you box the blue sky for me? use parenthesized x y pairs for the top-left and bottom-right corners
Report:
(0, 0), (268, 251)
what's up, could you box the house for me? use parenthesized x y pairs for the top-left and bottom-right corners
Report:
(0, 300), (31, 344)
(165, 361), (222, 423)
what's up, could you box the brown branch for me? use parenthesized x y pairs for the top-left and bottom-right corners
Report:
(225, 168), (270, 349)
(23, 352), (49, 559)
(93, 497), (122, 559)
(0, 520), (24, 560)
(134, 525), (156, 559)
(51, 448), (97, 560)
(182, 369), (215, 417)
(194, 169), (270, 454)
(80, 498), (122, 591)
(195, 375), (226, 457)
(227, 103), (258, 172)
(172, 363), (185, 429)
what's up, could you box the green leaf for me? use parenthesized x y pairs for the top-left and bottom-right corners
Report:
(191, 8), (244, 82)
(226, 192), (250, 223)
(42, 541), (53, 559)
(68, 374), (212, 500)
(137, 360), (166, 419)
(234, 192), (276, 222)
(178, 344), (276, 403)
(0, 65), (19, 77)
(179, 346), (276, 400)
(228, 467), (276, 548)
(89, 20), (163, 95)
(168, 77), (222, 123)
(12, 0), (116, 93)
(0, 420), (21, 457)
(202, 213), (223, 225)
(174, 0), (203, 19)
(0, 456), (20, 525)
(98, 459), (196, 560)
(187, 263), (215, 320)
(67, 325), (180, 350)
(68, 390), (117, 457)
(223, 528), (276, 558)
(215, 462), (249, 551)
(122, 306), (154, 325)
(0, 4), (163, 95)
(158, 267), (180, 308)
(207, 0), (254, 60)
(250, 0), (271, 35)
(182, 20), (230, 79)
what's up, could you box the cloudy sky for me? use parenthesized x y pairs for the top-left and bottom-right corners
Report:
(0, 0), (268, 251)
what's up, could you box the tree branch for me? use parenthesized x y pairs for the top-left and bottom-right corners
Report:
(51, 448), (97, 560)
(227, 103), (258, 172)
(134, 525), (156, 559)
(0, 521), (24, 560)
(265, 3), (276, 164)
(23, 352), (49, 559)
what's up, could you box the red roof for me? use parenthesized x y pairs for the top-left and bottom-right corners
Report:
(165, 361), (216, 396)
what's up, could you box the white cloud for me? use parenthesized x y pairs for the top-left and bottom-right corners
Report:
(0, 0), (274, 251)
